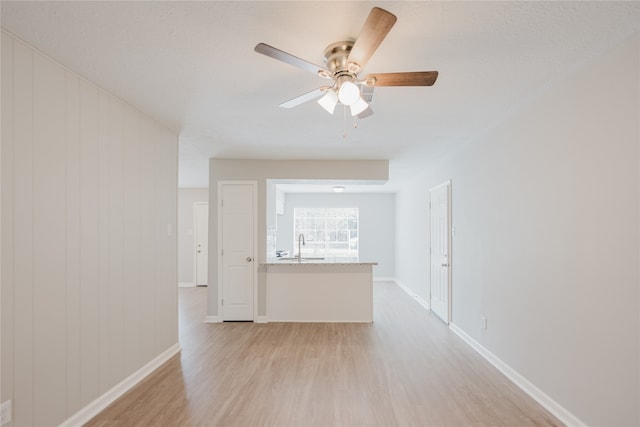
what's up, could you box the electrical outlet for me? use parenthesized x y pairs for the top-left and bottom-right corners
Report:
(1, 400), (12, 426)
(481, 316), (488, 330)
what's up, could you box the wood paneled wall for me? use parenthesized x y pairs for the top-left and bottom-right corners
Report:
(1, 31), (178, 426)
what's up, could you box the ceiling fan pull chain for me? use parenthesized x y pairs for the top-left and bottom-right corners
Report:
(342, 104), (348, 139)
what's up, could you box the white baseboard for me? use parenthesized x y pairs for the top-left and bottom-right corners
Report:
(178, 282), (195, 288)
(449, 323), (586, 427)
(392, 278), (430, 310)
(205, 316), (267, 323)
(204, 315), (221, 323)
(59, 342), (181, 427)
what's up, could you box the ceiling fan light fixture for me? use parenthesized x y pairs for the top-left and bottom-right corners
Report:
(317, 89), (339, 114)
(350, 97), (369, 116)
(338, 81), (360, 106)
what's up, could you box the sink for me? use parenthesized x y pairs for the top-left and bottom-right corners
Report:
(277, 257), (325, 262)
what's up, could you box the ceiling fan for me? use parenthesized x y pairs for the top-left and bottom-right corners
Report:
(254, 7), (438, 119)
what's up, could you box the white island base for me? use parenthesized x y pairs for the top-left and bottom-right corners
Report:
(263, 261), (376, 322)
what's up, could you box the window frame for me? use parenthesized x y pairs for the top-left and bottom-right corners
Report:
(293, 207), (359, 258)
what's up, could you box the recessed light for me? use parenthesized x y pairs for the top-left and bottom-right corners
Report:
(332, 186), (345, 193)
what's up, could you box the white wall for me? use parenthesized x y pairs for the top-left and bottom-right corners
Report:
(1, 32), (178, 426)
(277, 193), (395, 278)
(395, 33), (640, 426)
(178, 188), (208, 285)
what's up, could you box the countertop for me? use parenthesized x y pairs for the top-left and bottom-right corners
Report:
(262, 257), (377, 266)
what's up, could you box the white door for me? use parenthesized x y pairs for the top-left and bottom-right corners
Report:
(195, 203), (208, 286)
(430, 181), (451, 323)
(220, 183), (256, 321)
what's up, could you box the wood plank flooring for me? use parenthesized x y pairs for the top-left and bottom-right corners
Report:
(86, 282), (562, 426)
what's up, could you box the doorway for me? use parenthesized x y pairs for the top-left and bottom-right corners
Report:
(194, 202), (208, 286)
(429, 180), (451, 324)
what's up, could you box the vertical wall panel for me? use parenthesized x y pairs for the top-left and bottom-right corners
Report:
(122, 107), (142, 375)
(1, 33), (15, 414)
(156, 128), (179, 351)
(139, 116), (156, 363)
(97, 90), (110, 393)
(32, 52), (67, 426)
(152, 125), (161, 351)
(153, 126), (164, 350)
(158, 130), (178, 348)
(79, 80), (100, 405)
(107, 96), (124, 389)
(65, 71), (82, 417)
(12, 38), (35, 427)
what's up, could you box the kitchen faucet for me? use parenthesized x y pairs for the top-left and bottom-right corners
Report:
(297, 233), (305, 262)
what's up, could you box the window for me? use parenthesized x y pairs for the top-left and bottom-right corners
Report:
(294, 207), (359, 258)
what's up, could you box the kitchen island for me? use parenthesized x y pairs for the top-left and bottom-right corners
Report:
(262, 258), (377, 322)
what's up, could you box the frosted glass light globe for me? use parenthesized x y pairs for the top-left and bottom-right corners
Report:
(317, 90), (339, 114)
(350, 97), (369, 116)
(338, 81), (360, 106)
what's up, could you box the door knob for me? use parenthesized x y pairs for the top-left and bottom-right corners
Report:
(246, 257), (253, 262)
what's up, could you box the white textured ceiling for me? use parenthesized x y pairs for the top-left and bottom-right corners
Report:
(2, 1), (639, 189)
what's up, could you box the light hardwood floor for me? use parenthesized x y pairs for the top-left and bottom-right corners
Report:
(86, 282), (562, 426)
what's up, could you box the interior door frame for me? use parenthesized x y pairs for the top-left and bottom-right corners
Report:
(193, 201), (208, 286)
(217, 180), (258, 321)
(429, 180), (452, 324)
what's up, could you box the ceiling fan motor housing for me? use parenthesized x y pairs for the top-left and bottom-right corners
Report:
(323, 41), (357, 78)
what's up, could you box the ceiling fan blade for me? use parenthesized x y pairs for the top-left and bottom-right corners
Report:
(255, 43), (330, 76)
(347, 7), (397, 72)
(357, 106), (374, 120)
(364, 71), (439, 87)
(360, 85), (375, 103)
(279, 87), (327, 109)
